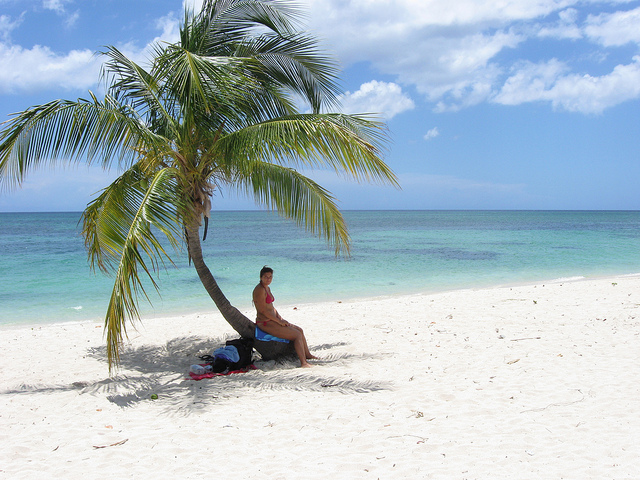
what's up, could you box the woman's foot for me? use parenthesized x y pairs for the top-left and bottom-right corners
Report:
(300, 362), (312, 368)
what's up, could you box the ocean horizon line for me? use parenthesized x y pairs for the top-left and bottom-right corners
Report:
(2, 208), (640, 215)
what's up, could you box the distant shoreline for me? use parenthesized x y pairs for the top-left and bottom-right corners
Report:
(3, 272), (640, 330)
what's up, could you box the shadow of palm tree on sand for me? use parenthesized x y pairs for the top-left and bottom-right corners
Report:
(77, 335), (390, 413)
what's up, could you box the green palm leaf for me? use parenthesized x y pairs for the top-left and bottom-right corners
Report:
(215, 113), (397, 185)
(236, 161), (351, 255)
(0, 95), (166, 189)
(82, 166), (187, 369)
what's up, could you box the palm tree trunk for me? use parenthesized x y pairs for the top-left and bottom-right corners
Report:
(185, 216), (295, 360)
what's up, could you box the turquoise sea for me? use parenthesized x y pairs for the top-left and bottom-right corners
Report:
(1, 210), (639, 327)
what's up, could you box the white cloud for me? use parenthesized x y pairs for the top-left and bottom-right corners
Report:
(493, 59), (569, 105)
(424, 127), (440, 141)
(304, 1), (532, 110)
(42, 0), (79, 27)
(584, 6), (640, 47)
(537, 8), (583, 40)
(0, 6), (180, 95)
(43, 0), (67, 14)
(302, 0), (640, 114)
(549, 57), (640, 113)
(0, 43), (98, 93)
(0, 14), (23, 42)
(306, 0), (543, 70)
(183, 0), (204, 13)
(307, 0), (576, 44)
(114, 12), (182, 68)
(387, 29), (523, 112)
(64, 10), (79, 28)
(154, 13), (182, 45)
(493, 56), (640, 113)
(338, 80), (415, 119)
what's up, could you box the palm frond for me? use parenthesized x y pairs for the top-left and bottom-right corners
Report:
(81, 166), (187, 370)
(215, 113), (399, 186)
(155, 45), (256, 124)
(179, 0), (340, 115)
(194, 0), (303, 47)
(0, 96), (162, 190)
(101, 46), (179, 139)
(232, 161), (351, 255)
(240, 32), (342, 112)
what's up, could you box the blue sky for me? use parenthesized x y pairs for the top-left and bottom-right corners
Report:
(1, 0), (639, 211)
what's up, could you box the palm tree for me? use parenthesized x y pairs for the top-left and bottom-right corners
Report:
(0, 0), (398, 371)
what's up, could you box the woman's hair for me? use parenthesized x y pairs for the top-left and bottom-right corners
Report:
(260, 265), (273, 278)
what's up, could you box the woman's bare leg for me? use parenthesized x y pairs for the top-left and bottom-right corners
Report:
(260, 323), (311, 367)
(290, 324), (317, 359)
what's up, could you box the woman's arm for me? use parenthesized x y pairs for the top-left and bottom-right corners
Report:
(272, 309), (291, 326)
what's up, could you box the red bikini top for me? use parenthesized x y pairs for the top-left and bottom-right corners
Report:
(265, 290), (274, 304)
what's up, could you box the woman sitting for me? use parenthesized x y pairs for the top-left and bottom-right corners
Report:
(253, 266), (317, 368)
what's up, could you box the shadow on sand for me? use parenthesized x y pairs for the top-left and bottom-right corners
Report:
(65, 335), (392, 414)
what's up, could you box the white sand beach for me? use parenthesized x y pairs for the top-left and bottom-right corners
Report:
(1, 275), (639, 479)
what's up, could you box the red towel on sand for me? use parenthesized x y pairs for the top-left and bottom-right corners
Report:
(188, 364), (257, 381)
